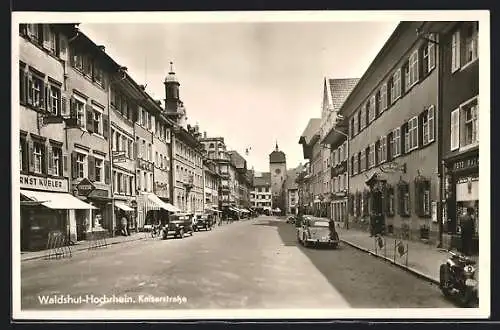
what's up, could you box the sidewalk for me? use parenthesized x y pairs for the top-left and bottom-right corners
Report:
(336, 224), (455, 284)
(20, 232), (146, 262)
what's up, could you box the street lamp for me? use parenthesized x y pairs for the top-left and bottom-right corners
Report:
(107, 66), (127, 237)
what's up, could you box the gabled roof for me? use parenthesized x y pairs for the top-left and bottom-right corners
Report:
(327, 78), (360, 112)
(227, 150), (247, 169)
(298, 118), (321, 145)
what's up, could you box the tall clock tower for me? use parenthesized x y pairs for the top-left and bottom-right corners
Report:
(269, 142), (287, 214)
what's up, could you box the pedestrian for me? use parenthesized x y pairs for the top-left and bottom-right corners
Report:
(121, 215), (129, 236)
(460, 207), (475, 256)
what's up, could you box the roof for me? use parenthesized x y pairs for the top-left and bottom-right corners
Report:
(253, 172), (271, 187)
(227, 150), (246, 169)
(299, 118), (321, 145)
(269, 150), (286, 164)
(327, 78), (360, 112)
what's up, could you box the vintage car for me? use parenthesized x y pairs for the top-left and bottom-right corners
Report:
(193, 214), (213, 231)
(162, 213), (194, 239)
(286, 216), (296, 224)
(297, 216), (339, 248)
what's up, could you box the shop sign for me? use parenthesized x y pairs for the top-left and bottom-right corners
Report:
(137, 159), (154, 172)
(380, 161), (407, 173)
(75, 178), (95, 197)
(20, 174), (68, 193)
(453, 156), (479, 172)
(88, 189), (109, 198)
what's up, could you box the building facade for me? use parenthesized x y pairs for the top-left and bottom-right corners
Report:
(299, 119), (322, 216)
(251, 172), (272, 215)
(440, 21), (479, 252)
(203, 159), (220, 212)
(285, 165), (303, 215)
(340, 22), (441, 243)
(320, 78), (359, 225)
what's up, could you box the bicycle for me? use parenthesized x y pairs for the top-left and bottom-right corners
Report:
(151, 223), (162, 239)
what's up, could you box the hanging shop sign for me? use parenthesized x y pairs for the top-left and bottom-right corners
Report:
(75, 178), (95, 197)
(20, 174), (68, 193)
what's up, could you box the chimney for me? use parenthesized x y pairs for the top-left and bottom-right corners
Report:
(97, 45), (105, 52)
(203, 131), (207, 138)
(139, 85), (146, 91)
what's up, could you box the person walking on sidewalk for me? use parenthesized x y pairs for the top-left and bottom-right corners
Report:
(460, 207), (475, 256)
(121, 216), (129, 236)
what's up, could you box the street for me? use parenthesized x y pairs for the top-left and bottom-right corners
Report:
(21, 216), (456, 310)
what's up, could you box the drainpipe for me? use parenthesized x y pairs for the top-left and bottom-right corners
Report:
(436, 29), (444, 248)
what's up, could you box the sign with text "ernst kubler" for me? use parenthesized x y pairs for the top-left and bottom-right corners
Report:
(75, 178), (95, 197)
(20, 174), (69, 193)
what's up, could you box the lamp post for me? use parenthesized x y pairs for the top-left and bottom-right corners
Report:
(107, 67), (127, 237)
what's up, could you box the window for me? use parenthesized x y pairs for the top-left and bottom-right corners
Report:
(51, 146), (62, 176)
(128, 140), (133, 158)
(93, 65), (104, 87)
(423, 33), (436, 74)
(76, 153), (86, 178)
(27, 24), (41, 42)
(390, 69), (401, 103)
(368, 96), (376, 122)
(379, 136), (387, 163)
(465, 22), (479, 65)
(405, 50), (419, 90)
(46, 26), (57, 53)
(423, 190), (430, 216)
(72, 49), (84, 72)
(408, 116), (419, 151)
(95, 158), (103, 183)
(385, 186), (395, 216)
(368, 143), (375, 168)
(463, 98), (479, 146)
(422, 105), (435, 145)
(398, 181), (410, 217)
(392, 128), (401, 157)
(360, 150), (366, 172)
(48, 85), (60, 115)
(148, 144), (152, 162)
(74, 98), (85, 128)
(33, 142), (43, 174)
(29, 74), (44, 109)
(360, 107), (366, 130)
(93, 106), (103, 135)
(380, 84), (388, 112)
(451, 30), (461, 72)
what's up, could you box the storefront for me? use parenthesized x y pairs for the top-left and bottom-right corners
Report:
(136, 192), (180, 229)
(443, 150), (479, 253)
(114, 198), (136, 234)
(20, 174), (95, 251)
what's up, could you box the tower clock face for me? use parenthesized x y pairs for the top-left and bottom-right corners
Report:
(275, 168), (281, 175)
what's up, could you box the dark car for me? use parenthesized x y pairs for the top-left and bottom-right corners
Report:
(286, 216), (296, 224)
(162, 213), (194, 239)
(193, 214), (213, 231)
(297, 216), (339, 248)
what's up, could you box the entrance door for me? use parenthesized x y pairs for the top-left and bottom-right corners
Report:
(371, 190), (385, 234)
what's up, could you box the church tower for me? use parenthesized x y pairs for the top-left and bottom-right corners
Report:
(163, 61), (187, 127)
(269, 142), (287, 214)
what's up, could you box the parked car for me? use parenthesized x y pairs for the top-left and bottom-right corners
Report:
(297, 216), (339, 248)
(193, 214), (213, 231)
(286, 216), (296, 224)
(162, 213), (194, 239)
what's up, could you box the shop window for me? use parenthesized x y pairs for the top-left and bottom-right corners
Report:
(464, 22), (479, 66)
(397, 180), (410, 217)
(390, 69), (402, 103)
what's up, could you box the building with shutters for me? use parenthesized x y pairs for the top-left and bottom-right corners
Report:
(18, 23), (100, 250)
(340, 22), (441, 243)
(440, 21), (479, 252)
(228, 150), (253, 211)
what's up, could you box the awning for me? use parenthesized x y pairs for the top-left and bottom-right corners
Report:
(20, 189), (97, 210)
(115, 201), (134, 211)
(146, 193), (180, 212)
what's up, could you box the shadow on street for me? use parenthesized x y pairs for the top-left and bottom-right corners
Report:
(253, 218), (454, 308)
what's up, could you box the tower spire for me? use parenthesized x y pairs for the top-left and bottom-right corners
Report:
(275, 140), (279, 151)
(169, 61), (174, 73)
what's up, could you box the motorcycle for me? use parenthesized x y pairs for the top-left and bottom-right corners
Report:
(439, 250), (478, 307)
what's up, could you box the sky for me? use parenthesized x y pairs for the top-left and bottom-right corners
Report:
(80, 20), (399, 173)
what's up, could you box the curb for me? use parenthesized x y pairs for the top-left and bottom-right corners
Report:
(340, 238), (440, 285)
(21, 236), (146, 262)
